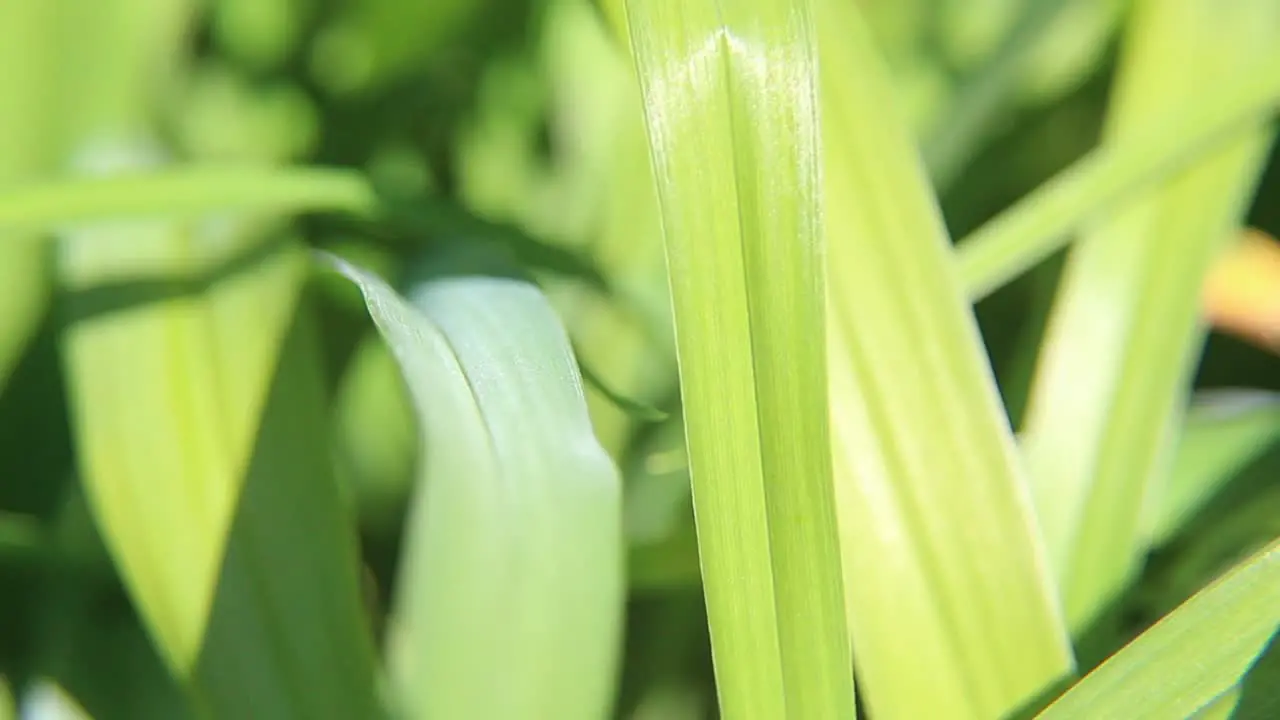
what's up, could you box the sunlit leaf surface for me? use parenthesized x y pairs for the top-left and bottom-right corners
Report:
(329, 258), (623, 720)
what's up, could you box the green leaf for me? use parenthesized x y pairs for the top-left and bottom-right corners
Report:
(956, 50), (1280, 302)
(0, 0), (58, 388)
(622, 0), (855, 716)
(327, 258), (623, 720)
(1017, 0), (1280, 630)
(1035, 537), (1280, 720)
(815, 3), (1073, 718)
(57, 151), (381, 716)
(1146, 391), (1280, 547)
(0, 167), (376, 232)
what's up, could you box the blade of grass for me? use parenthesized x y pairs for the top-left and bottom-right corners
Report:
(815, 3), (1073, 718)
(622, 0), (855, 717)
(1145, 390), (1280, 547)
(956, 52), (1280, 302)
(328, 260), (623, 720)
(0, 0), (59, 387)
(57, 149), (381, 717)
(0, 167), (376, 232)
(1035, 537), (1280, 720)
(1018, 0), (1280, 630)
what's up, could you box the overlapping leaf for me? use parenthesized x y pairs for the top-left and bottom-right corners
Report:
(815, 3), (1074, 718)
(330, 260), (623, 720)
(622, 0), (856, 716)
(1017, 0), (1280, 630)
(55, 163), (382, 716)
(1036, 538), (1280, 719)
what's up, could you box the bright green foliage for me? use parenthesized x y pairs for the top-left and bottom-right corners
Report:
(622, 0), (855, 716)
(816, 3), (1073, 719)
(3, 0), (1280, 718)
(329, 259), (623, 720)
(1019, 0), (1280, 631)
(957, 52), (1280, 301)
(1036, 539), (1280, 719)
(0, 168), (375, 232)
(55, 185), (382, 715)
(0, 1), (57, 389)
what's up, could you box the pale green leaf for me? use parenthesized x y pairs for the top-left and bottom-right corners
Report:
(0, 167), (375, 233)
(816, 2), (1073, 718)
(956, 51), (1280, 302)
(327, 259), (623, 720)
(1146, 390), (1280, 546)
(1018, 0), (1280, 630)
(0, 0), (59, 388)
(1035, 538), (1280, 720)
(622, 0), (855, 716)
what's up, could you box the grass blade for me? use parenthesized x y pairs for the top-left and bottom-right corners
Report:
(1036, 537), (1280, 720)
(622, 0), (855, 716)
(328, 259), (623, 720)
(58, 148), (381, 717)
(0, 167), (375, 232)
(816, 3), (1073, 718)
(956, 53), (1280, 302)
(0, 0), (59, 387)
(1018, 0), (1280, 630)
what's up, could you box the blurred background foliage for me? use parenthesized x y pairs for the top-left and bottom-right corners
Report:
(0, 0), (1278, 717)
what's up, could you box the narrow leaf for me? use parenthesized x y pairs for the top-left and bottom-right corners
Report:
(59, 151), (381, 717)
(956, 54), (1280, 302)
(816, 2), (1073, 718)
(622, 0), (856, 717)
(1036, 538), (1280, 720)
(1018, 0), (1280, 630)
(0, 0), (58, 387)
(0, 167), (375, 232)
(328, 259), (623, 720)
